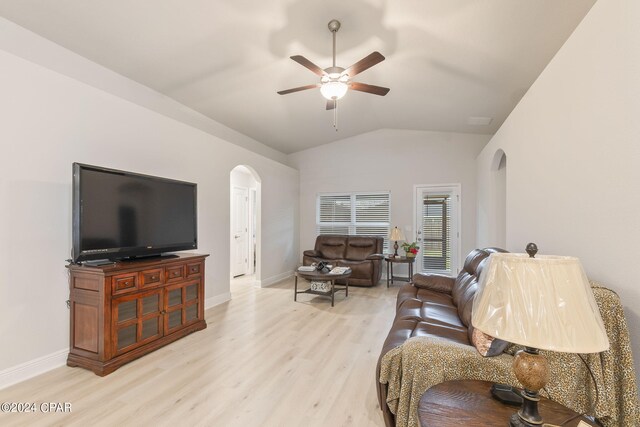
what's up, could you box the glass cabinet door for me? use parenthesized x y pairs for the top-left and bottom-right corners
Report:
(112, 281), (201, 356)
(113, 289), (163, 355)
(164, 281), (201, 334)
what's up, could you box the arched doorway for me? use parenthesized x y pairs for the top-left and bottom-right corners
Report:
(229, 165), (261, 288)
(491, 149), (507, 248)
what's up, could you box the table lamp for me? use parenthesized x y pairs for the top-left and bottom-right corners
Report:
(389, 227), (405, 257)
(471, 244), (609, 426)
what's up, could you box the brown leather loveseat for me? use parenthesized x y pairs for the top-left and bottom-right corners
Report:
(376, 247), (506, 426)
(303, 235), (384, 286)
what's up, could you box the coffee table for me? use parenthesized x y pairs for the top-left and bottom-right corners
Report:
(294, 268), (351, 307)
(418, 380), (597, 427)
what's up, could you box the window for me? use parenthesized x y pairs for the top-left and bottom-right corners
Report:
(317, 192), (390, 251)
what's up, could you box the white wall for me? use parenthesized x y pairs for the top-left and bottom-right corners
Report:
(477, 0), (640, 373)
(0, 27), (298, 381)
(0, 18), (287, 165)
(289, 129), (490, 271)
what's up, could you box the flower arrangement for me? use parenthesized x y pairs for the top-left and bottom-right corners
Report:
(401, 242), (420, 257)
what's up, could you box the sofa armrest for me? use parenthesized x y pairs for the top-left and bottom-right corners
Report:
(411, 272), (455, 294)
(303, 250), (321, 257)
(366, 253), (384, 261)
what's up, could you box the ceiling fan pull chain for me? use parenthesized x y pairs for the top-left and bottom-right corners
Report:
(333, 101), (338, 131)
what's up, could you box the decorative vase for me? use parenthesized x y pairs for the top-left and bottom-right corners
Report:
(406, 252), (416, 258)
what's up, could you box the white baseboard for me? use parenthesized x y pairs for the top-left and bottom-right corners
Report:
(0, 348), (68, 391)
(0, 293), (231, 391)
(205, 292), (231, 310)
(256, 270), (293, 288)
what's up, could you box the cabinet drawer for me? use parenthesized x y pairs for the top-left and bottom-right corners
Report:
(112, 273), (138, 295)
(140, 268), (163, 288)
(186, 262), (202, 278)
(165, 265), (185, 282)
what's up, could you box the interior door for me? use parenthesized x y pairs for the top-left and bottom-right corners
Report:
(232, 186), (249, 277)
(249, 188), (257, 274)
(415, 185), (461, 275)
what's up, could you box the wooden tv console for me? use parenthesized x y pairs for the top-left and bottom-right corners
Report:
(66, 253), (208, 376)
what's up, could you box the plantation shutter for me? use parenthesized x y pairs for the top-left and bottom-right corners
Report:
(354, 193), (390, 250)
(317, 194), (351, 235)
(317, 192), (390, 251)
(422, 194), (451, 272)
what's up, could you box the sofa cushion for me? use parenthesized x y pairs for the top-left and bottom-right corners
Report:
(411, 273), (456, 294)
(452, 249), (488, 306)
(457, 281), (479, 327)
(401, 290), (455, 310)
(345, 236), (378, 261)
(336, 259), (372, 280)
(380, 318), (470, 357)
(396, 298), (464, 329)
(316, 236), (347, 259)
(452, 248), (507, 327)
(396, 283), (453, 309)
(381, 319), (417, 356)
(411, 321), (470, 345)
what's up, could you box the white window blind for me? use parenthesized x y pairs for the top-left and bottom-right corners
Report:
(317, 192), (390, 251)
(422, 194), (452, 272)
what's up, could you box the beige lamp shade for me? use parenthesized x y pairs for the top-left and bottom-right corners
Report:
(471, 253), (609, 353)
(389, 227), (405, 241)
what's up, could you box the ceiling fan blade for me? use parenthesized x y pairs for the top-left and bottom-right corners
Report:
(350, 82), (390, 96)
(277, 84), (320, 95)
(326, 100), (336, 110)
(290, 55), (326, 76)
(343, 51), (385, 78)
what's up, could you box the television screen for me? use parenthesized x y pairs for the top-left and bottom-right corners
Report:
(72, 163), (197, 262)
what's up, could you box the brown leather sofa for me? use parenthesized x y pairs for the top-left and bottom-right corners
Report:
(376, 247), (506, 427)
(303, 235), (384, 286)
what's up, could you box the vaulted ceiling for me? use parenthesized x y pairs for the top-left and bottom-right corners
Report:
(0, 0), (595, 154)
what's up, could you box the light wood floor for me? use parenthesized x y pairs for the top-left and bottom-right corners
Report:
(0, 276), (399, 427)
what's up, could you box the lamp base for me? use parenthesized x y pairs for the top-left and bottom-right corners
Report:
(510, 348), (548, 426)
(509, 412), (539, 427)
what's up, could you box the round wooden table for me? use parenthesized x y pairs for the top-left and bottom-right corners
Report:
(418, 380), (597, 427)
(294, 268), (351, 307)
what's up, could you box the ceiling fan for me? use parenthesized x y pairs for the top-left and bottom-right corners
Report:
(277, 19), (390, 112)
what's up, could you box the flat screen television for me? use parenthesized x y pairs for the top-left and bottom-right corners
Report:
(72, 163), (197, 263)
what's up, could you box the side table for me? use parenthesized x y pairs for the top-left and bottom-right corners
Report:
(418, 380), (597, 427)
(385, 256), (416, 287)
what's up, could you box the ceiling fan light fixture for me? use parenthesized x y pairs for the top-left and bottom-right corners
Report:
(320, 81), (348, 100)
(277, 18), (389, 121)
